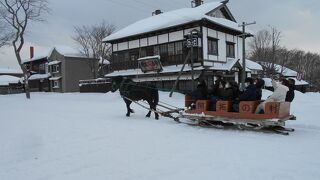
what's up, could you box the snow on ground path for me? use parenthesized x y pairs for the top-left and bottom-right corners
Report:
(0, 91), (320, 180)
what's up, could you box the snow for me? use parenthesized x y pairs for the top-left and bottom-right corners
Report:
(103, 2), (247, 42)
(0, 75), (21, 86)
(48, 61), (61, 66)
(29, 73), (51, 80)
(105, 65), (204, 77)
(99, 58), (110, 65)
(0, 67), (23, 74)
(263, 77), (309, 87)
(1, 91), (320, 180)
(260, 62), (298, 77)
(289, 77), (309, 86)
(49, 76), (62, 81)
(137, 55), (160, 61)
(210, 58), (239, 71)
(245, 59), (263, 71)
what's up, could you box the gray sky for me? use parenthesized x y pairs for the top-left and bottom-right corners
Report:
(1, 0), (319, 70)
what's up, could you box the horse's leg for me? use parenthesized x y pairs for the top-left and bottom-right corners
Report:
(145, 100), (152, 118)
(125, 99), (132, 117)
(153, 102), (159, 120)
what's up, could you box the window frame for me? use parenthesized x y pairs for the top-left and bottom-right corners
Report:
(208, 37), (219, 56)
(226, 41), (235, 58)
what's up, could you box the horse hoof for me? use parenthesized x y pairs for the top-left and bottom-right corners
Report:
(155, 117), (159, 120)
(126, 114), (130, 117)
(146, 115), (151, 118)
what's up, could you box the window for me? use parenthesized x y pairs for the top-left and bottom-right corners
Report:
(124, 52), (129, 61)
(168, 43), (175, 56)
(146, 46), (154, 56)
(153, 46), (160, 55)
(208, 38), (218, 55)
(53, 80), (59, 88)
(159, 44), (168, 56)
(129, 50), (139, 61)
(51, 65), (60, 73)
(39, 63), (45, 72)
(226, 42), (235, 58)
(175, 41), (183, 55)
(140, 48), (146, 58)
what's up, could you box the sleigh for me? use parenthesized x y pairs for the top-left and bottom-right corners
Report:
(178, 95), (296, 135)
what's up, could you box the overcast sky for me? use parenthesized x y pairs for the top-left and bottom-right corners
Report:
(1, 0), (319, 70)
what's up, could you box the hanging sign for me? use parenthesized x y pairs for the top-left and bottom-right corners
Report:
(138, 55), (163, 73)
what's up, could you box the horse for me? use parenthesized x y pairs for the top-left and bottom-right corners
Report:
(110, 76), (159, 120)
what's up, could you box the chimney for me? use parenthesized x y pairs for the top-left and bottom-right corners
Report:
(191, 0), (203, 8)
(30, 46), (34, 59)
(152, 9), (162, 16)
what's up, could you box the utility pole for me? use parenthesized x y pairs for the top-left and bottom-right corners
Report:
(239, 21), (256, 90)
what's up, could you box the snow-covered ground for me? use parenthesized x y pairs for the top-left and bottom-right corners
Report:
(1, 90), (320, 180)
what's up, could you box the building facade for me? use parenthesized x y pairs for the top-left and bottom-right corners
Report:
(23, 46), (99, 93)
(103, 1), (252, 92)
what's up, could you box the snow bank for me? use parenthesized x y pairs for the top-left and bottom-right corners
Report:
(0, 91), (320, 180)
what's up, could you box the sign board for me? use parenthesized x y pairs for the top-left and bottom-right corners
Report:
(138, 56), (163, 73)
(186, 38), (198, 48)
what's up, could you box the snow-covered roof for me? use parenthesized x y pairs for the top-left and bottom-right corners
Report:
(0, 75), (21, 86)
(245, 59), (263, 71)
(210, 58), (240, 71)
(137, 55), (160, 61)
(99, 58), (110, 65)
(0, 67), (23, 74)
(103, 2), (246, 42)
(49, 76), (62, 81)
(29, 73), (51, 80)
(262, 78), (272, 87)
(289, 77), (309, 86)
(48, 60), (61, 66)
(259, 62), (298, 77)
(23, 46), (85, 63)
(105, 64), (204, 77)
(262, 77), (308, 87)
(132, 73), (201, 82)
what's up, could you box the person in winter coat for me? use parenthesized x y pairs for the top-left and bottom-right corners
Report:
(255, 78), (265, 100)
(233, 77), (257, 112)
(238, 77), (257, 101)
(285, 78), (295, 102)
(190, 80), (208, 100)
(221, 82), (238, 101)
(255, 78), (289, 114)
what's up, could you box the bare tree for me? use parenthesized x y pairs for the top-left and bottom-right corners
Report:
(269, 26), (281, 75)
(249, 29), (271, 62)
(73, 21), (116, 78)
(0, 0), (49, 99)
(249, 26), (281, 76)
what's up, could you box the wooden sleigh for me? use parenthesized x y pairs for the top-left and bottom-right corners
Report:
(179, 95), (296, 135)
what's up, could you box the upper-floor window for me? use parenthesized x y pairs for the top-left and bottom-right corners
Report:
(226, 42), (235, 58)
(208, 38), (218, 55)
(174, 41), (183, 55)
(51, 65), (60, 73)
(168, 43), (175, 56)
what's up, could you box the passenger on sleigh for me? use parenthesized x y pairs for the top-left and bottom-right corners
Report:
(188, 80), (208, 108)
(232, 77), (257, 112)
(255, 76), (289, 114)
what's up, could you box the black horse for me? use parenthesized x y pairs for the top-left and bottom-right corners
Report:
(111, 76), (159, 120)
